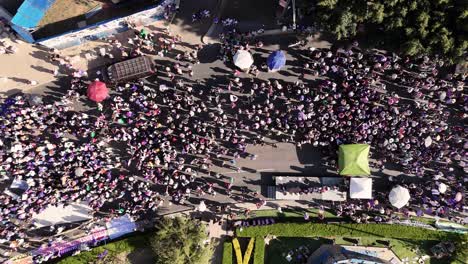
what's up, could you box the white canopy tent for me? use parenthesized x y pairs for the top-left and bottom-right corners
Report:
(233, 50), (254, 70)
(389, 185), (411, 209)
(349, 177), (373, 199)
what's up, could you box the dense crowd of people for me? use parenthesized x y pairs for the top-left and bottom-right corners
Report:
(0, 18), (466, 258)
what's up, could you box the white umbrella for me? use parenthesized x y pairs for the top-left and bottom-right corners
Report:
(233, 50), (254, 70)
(74, 167), (85, 177)
(389, 185), (411, 209)
(438, 183), (447, 194)
(198, 201), (207, 212)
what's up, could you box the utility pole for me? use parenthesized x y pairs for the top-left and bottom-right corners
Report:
(292, 0), (296, 29)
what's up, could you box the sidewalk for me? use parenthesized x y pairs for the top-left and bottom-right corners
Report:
(0, 40), (57, 93)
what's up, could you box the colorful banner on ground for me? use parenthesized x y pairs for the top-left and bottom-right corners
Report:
(32, 227), (109, 257)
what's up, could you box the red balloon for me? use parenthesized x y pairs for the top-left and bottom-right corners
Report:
(87, 81), (109, 103)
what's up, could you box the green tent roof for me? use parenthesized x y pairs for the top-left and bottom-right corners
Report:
(338, 144), (371, 176)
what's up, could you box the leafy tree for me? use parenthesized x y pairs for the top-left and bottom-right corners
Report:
(402, 39), (425, 56)
(416, 12), (430, 33)
(150, 216), (213, 264)
(368, 3), (385, 23)
(332, 8), (358, 40)
(312, 0), (468, 64)
(317, 0), (338, 9)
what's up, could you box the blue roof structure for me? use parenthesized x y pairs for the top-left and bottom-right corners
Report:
(11, 0), (56, 28)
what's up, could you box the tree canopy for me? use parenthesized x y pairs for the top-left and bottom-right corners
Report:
(315, 0), (468, 64)
(150, 216), (213, 264)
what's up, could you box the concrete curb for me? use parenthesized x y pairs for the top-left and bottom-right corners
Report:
(201, 0), (226, 44)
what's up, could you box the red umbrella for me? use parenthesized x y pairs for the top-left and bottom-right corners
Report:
(87, 81), (109, 102)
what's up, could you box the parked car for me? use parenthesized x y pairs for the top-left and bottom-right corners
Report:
(104, 56), (155, 83)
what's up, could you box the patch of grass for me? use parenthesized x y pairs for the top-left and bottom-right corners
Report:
(56, 232), (152, 264)
(237, 208), (336, 220)
(253, 237), (265, 264)
(222, 241), (233, 264)
(240, 208), (468, 229)
(237, 223), (462, 241)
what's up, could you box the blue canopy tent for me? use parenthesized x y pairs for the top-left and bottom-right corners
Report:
(267, 50), (286, 71)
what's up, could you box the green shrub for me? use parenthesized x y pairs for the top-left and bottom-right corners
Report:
(237, 223), (462, 241)
(222, 241), (233, 264)
(451, 239), (468, 264)
(253, 237), (265, 264)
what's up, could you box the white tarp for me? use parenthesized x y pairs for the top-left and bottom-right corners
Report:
(106, 214), (136, 240)
(233, 50), (254, 69)
(389, 185), (411, 209)
(32, 202), (93, 228)
(349, 177), (372, 199)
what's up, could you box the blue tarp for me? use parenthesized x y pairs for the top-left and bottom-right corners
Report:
(11, 0), (56, 28)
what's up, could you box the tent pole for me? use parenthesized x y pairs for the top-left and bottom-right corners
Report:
(292, 0), (296, 29)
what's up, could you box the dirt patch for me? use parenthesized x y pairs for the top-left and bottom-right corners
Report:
(39, 0), (102, 27)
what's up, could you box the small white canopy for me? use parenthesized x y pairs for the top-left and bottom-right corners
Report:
(350, 177), (373, 199)
(389, 185), (411, 209)
(233, 50), (254, 69)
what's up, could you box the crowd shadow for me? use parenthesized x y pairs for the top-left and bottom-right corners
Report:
(29, 50), (51, 62)
(198, 44), (220, 63)
(0, 88), (24, 98)
(31, 65), (52, 74)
